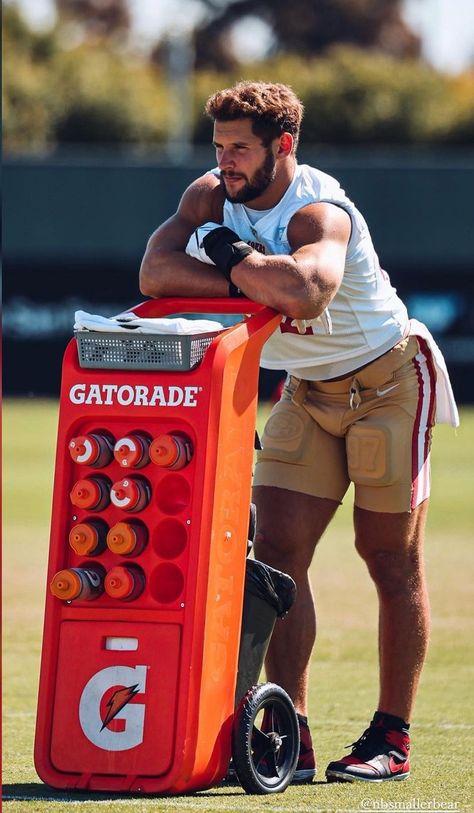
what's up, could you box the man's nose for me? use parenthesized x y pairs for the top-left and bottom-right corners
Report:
(218, 149), (235, 170)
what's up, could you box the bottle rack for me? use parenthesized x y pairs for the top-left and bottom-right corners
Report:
(59, 420), (195, 609)
(34, 298), (281, 794)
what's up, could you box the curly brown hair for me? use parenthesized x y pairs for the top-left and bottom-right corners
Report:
(205, 81), (304, 152)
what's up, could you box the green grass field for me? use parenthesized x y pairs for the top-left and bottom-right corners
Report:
(3, 399), (474, 813)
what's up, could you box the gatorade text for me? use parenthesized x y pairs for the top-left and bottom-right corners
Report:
(69, 383), (200, 408)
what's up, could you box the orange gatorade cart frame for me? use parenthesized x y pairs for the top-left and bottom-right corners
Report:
(35, 297), (299, 795)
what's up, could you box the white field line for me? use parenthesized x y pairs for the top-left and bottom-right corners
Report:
(3, 711), (474, 730)
(1, 800), (378, 813)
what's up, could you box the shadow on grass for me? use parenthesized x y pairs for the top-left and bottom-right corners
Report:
(1, 782), (244, 802)
(2, 780), (328, 802)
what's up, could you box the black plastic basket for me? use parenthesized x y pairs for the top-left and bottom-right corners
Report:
(75, 331), (219, 371)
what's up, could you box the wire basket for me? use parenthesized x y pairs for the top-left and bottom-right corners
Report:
(75, 331), (219, 371)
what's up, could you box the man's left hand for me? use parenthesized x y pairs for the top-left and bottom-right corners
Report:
(202, 226), (253, 282)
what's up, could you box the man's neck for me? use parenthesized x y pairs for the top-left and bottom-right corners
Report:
(247, 157), (297, 210)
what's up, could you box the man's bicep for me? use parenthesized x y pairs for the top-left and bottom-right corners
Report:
(296, 245), (345, 310)
(288, 202), (351, 289)
(288, 202), (351, 252)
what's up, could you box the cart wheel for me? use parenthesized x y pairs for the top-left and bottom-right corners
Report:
(231, 682), (299, 794)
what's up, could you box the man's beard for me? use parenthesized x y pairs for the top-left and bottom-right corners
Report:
(221, 148), (276, 204)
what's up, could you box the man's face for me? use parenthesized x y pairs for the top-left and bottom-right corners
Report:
(213, 118), (277, 204)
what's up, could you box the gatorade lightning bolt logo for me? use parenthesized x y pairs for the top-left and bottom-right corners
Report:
(79, 665), (147, 751)
(100, 684), (140, 731)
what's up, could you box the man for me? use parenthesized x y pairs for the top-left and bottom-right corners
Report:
(140, 81), (458, 783)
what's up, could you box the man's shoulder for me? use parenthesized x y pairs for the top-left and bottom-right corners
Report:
(182, 171), (225, 223)
(188, 169), (221, 195)
(296, 163), (343, 194)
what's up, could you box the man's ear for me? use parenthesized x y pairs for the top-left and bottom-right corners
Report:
(277, 132), (294, 157)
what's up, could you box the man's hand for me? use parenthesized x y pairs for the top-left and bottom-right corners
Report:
(202, 226), (253, 282)
(185, 223), (219, 265)
(184, 222), (250, 297)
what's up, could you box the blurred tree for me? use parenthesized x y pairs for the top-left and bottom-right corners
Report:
(3, 3), (58, 62)
(50, 44), (169, 146)
(192, 0), (420, 70)
(3, 3), (168, 153)
(3, 1), (472, 153)
(192, 47), (474, 146)
(54, 0), (130, 41)
(2, 4), (60, 150)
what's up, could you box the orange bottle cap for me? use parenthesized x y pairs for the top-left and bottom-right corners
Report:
(69, 523), (100, 555)
(110, 479), (139, 508)
(50, 569), (81, 600)
(69, 435), (100, 465)
(107, 522), (137, 555)
(105, 566), (134, 599)
(150, 435), (178, 467)
(114, 436), (144, 468)
(70, 478), (101, 509)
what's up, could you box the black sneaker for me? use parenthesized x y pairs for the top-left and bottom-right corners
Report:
(252, 710), (316, 783)
(293, 714), (316, 783)
(325, 714), (410, 783)
(224, 709), (317, 785)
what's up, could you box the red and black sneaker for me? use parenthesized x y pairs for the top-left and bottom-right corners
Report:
(224, 709), (316, 785)
(325, 714), (410, 783)
(293, 714), (317, 783)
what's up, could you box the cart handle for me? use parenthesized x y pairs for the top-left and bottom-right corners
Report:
(130, 297), (266, 318)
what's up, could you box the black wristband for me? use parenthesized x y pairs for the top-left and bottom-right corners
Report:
(229, 281), (244, 298)
(202, 226), (253, 281)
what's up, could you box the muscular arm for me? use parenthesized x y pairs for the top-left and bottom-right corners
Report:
(230, 202), (351, 319)
(139, 173), (228, 298)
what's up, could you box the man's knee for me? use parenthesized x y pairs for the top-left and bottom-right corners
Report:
(353, 503), (429, 597)
(253, 485), (338, 573)
(355, 540), (425, 598)
(253, 530), (303, 575)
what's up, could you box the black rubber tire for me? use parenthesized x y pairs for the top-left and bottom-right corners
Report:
(231, 682), (299, 794)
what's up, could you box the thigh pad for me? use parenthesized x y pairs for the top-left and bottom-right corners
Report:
(258, 401), (312, 464)
(347, 423), (394, 486)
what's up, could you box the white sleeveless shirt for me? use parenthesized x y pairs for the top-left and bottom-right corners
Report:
(220, 163), (409, 380)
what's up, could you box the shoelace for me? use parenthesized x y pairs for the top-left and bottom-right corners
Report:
(345, 725), (387, 758)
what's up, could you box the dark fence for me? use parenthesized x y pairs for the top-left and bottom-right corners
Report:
(3, 148), (474, 401)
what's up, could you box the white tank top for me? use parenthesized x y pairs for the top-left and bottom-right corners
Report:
(220, 163), (409, 380)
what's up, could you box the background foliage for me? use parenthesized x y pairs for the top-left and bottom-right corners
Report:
(3, 3), (168, 151)
(3, 0), (474, 152)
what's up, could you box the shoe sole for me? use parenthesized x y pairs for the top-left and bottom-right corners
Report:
(292, 768), (316, 784)
(224, 767), (316, 786)
(326, 769), (410, 783)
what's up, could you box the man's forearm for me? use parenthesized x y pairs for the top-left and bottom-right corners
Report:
(230, 253), (332, 320)
(139, 249), (230, 299)
(199, 223), (339, 319)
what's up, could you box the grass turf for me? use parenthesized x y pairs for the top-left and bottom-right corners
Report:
(2, 399), (473, 812)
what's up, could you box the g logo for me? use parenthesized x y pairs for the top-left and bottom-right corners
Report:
(79, 665), (147, 751)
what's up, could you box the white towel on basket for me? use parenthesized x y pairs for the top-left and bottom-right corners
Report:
(74, 310), (224, 335)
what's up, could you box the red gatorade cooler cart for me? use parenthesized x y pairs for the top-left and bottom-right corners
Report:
(35, 298), (300, 795)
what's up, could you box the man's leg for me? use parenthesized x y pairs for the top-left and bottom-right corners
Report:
(353, 500), (431, 722)
(253, 485), (339, 716)
(325, 499), (430, 782)
(252, 379), (349, 782)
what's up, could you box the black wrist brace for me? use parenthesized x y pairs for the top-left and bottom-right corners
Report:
(229, 281), (244, 298)
(202, 226), (253, 281)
